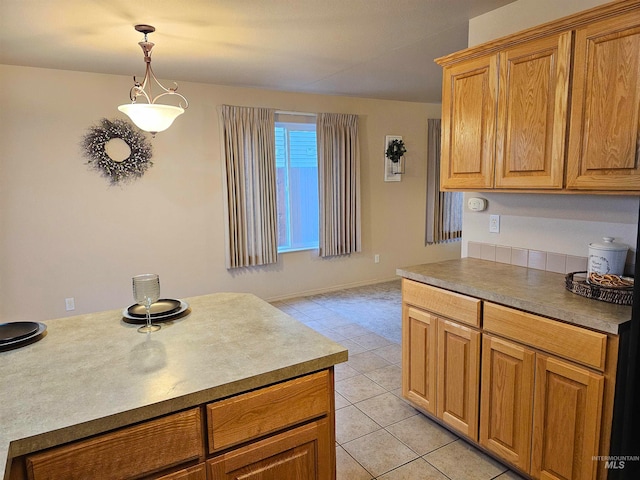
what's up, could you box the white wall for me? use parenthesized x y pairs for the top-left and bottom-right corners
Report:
(0, 65), (460, 321)
(469, 0), (611, 46)
(462, 0), (639, 259)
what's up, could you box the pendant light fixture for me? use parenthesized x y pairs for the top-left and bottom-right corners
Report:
(118, 24), (188, 135)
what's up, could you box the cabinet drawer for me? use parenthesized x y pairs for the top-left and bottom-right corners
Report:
(26, 408), (204, 480)
(207, 370), (331, 453)
(484, 302), (607, 370)
(402, 279), (481, 327)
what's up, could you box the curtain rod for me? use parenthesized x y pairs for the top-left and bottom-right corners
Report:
(276, 110), (317, 117)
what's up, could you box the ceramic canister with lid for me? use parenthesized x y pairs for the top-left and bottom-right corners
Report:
(588, 237), (628, 276)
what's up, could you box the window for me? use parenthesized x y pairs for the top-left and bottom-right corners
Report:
(275, 115), (319, 252)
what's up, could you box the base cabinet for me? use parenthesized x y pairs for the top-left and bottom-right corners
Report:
(402, 283), (481, 441)
(207, 419), (331, 480)
(403, 279), (614, 480)
(531, 355), (604, 480)
(24, 409), (204, 480)
(480, 335), (535, 473)
(403, 307), (437, 415)
(480, 335), (605, 480)
(15, 370), (335, 480)
(437, 319), (480, 440)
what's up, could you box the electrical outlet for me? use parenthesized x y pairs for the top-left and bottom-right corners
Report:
(65, 297), (75, 311)
(489, 215), (500, 233)
(374, 254), (380, 264)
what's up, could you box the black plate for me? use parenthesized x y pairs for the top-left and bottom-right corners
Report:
(127, 299), (182, 318)
(0, 321), (39, 344)
(122, 301), (189, 325)
(0, 322), (46, 351)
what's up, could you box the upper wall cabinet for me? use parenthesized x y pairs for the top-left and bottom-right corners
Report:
(436, 0), (640, 194)
(495, 32), (571, 189)
(440, 54), (497, 190)
(567, 12), (640, 191)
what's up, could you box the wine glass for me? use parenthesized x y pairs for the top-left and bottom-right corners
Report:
(132, 274), (161, 333)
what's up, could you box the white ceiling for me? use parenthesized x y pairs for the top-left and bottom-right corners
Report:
(0, 0), (516, 103)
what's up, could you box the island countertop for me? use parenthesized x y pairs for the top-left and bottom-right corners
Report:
(397, 258), (631, 335)
(1, 292), (348, 480)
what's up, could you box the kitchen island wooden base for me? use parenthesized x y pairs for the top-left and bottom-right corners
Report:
(9, 369), (335, 480)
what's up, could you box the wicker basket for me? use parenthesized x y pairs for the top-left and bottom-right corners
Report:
(565, 271), (633, 306)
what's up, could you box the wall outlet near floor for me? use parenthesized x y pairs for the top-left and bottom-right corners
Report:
(374, 254), (380, 264)
(489, 215), (500, 233)
(65, 297), (75, 311)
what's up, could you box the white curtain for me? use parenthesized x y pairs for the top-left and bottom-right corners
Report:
(317, 113), (361, 257)
(426, 119), (463, 244)
(221, 105), (278, 268)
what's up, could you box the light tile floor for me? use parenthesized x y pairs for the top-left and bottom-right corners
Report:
(271, 280), (527, 480)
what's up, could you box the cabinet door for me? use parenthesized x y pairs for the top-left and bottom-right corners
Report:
(441, 54), (498, 190)
(437, 318), (480, 440)
(495, 32), (571, 189)
(480, 335), (534, 473)
(531, 355), (604, 480)
(567, 12), (640, 191)
(402, 306), (437, 415)
(208, 418), (332, 480)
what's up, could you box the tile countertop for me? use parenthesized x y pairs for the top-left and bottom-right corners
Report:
(397, 258), (632, 335)
(1, 292), (348, 480)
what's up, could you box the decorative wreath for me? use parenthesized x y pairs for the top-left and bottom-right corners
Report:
(82, 118), (153, 186)
(385, 139), (406, 163)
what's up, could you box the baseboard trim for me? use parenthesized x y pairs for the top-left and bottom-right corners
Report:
(265, 276), (400, 303)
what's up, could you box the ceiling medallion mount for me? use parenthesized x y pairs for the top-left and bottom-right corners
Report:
(118, 24), (188, 136)
(134, 24), (155, 35)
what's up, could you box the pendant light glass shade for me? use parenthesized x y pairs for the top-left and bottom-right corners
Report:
(118, 104), (184, 134)
(119, 25), (188, 135)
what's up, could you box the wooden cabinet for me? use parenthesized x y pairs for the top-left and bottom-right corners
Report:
(484, 302), (606, 480)
(480, 332), (605, 480)
(495, 32), (571, 189)
(402, 279), (617, 480)
(437, 318), (480, 440)
(18, 369), (336, 480)
(207, 419), (331, 480)
(437, 1), (640, 193)
(531, 355), (604, 480)
(480, 335), (535, 473)
(403, 306), (437, 415)
(440, 54), (498, 190)
(566, 11), (640, 191)
(402, 279), (481, 440)
(440, 32), (571, 191)
(25, 409), (204, 480)
(206, 370), (334, 480)
(207, 370), (331, 453)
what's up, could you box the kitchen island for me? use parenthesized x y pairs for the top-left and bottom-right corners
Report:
(397, 258), (632, 480)
(1, 292), (348, 480)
